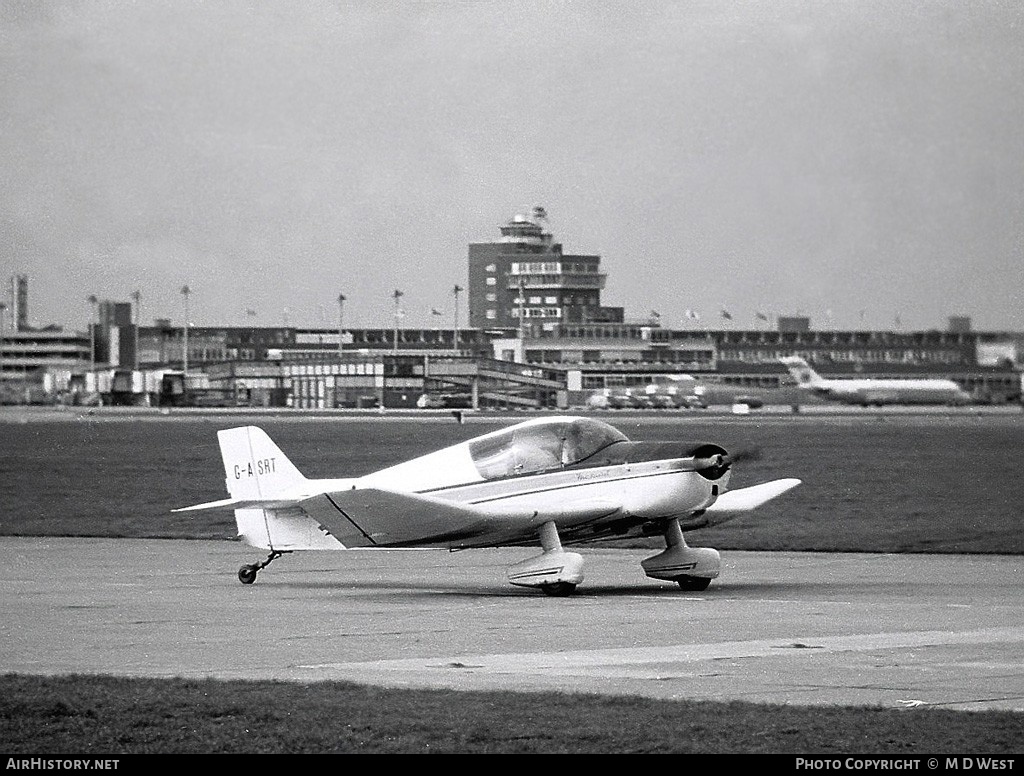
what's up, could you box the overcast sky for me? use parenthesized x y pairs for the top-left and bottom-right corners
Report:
(2, 0), (1022, 332)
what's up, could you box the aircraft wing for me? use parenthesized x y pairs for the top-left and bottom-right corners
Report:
(705, 478), (801, 516)
(297, 488), (622, 549)
(176, 478), (798, 548)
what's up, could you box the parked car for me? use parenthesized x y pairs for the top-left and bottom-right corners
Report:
(732, 395), (764, 409)
(416, 393), (446, 409)
(416, 393), (472, 409)
(677, 394), (708, 409)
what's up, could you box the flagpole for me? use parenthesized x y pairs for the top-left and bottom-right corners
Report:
(337, 293), (346, 359)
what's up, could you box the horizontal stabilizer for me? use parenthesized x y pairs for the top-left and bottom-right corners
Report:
(172, 496), (303, 513)
(706, 478), (801, 514)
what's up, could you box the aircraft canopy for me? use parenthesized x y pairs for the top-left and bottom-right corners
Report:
(468, 417), (628, 480)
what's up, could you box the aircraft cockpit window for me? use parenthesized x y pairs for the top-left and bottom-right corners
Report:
(468, 418), (627, 480)
(559, 418), (628, 465)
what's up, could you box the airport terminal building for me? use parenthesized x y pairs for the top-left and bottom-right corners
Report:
(3, 212), (1022, 407)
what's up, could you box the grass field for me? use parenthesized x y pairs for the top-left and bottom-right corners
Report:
(3, 408), (1023, 754)
(2, 674), (1021, 755)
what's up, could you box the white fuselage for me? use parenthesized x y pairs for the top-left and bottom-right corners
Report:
(808, 378), (969, 406)
(414, 458), (720, 521)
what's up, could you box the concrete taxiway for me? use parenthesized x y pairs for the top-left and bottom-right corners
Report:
(2, 537), (1022, 711)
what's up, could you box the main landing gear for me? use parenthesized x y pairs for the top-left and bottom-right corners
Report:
(506, 521), (585, 596)
(640, 517), (720, 591)
(238, 550), (289, 585)
(504, 518), (719, 596)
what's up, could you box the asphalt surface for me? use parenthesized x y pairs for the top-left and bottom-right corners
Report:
(3, 537), (1022, 711)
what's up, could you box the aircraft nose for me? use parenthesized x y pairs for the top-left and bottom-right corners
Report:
(690, 444), (731, 480)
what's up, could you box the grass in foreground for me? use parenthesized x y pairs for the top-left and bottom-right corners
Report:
(1, 674), (1020, 754)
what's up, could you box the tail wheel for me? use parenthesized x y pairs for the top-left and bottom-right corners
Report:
(540, 582), (577, 597)
(675, 575), (711, 591)
(236, 550), (288, 585)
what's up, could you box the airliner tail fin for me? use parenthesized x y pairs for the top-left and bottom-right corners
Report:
(780, 356), (823, 387)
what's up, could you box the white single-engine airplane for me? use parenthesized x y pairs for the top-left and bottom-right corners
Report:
(781, 356), (971, 407)
(176, 416), (800, 596)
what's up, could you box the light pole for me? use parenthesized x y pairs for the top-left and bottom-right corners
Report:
(392, 289), (403, 354)
(517, 277), (526, 341)
(452, 285), (462, 354)
(0, 302), (6, 397)
(337, 293), (346, 359)
(180, 285), (190, 378)
(131, 290), (141, 371)
(87, 295), (98, 376)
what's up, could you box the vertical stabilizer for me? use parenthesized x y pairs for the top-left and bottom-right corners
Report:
(217, 426), (308, 501)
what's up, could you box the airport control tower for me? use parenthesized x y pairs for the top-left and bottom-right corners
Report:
(467, 208), (621, 334)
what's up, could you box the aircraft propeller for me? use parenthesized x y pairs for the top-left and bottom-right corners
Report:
(693, 453), (731, 480)
(692, 445), (760, 480)
(726, 446), (762, 464)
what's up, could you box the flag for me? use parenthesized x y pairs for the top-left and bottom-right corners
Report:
(685, 309), (700, 320)
(721, 309), (733, 320)
(245, 308), (257, 317)
(431, 308), (443, 316)
(453, 285), (463, 295)
(393, 289), (404, 299)
(755, 311), (769, 322)
(650, 310), (661, 319)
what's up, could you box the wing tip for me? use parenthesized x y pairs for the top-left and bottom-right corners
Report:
(708, 477), (802, 513)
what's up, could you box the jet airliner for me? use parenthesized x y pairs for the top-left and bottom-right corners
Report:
(781, 356), (971, 406)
